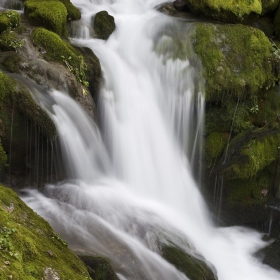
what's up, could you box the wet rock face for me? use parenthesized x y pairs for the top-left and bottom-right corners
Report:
(189, 18), (280, 227)
(92, 11), (116, 40)
(0, 4), (101, 188)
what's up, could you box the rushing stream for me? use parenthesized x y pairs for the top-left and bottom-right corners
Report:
(17, 0), (280, 279)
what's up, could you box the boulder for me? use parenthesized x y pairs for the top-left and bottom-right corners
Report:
(92, 11), (116, 40)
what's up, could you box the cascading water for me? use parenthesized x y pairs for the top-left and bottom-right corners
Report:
(20, 0), (280, 279)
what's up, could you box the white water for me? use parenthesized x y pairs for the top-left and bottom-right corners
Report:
(21, 0), (280, 279)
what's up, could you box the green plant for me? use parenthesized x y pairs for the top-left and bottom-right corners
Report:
(52, 233), (68, 247)
(9, 37), (24, 51)
(61, 54), (89, 94)
(0, 224), (19, 258)
(250, 96), (259, 114)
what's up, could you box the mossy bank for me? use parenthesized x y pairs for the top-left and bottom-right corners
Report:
(0, 184), (91, 279)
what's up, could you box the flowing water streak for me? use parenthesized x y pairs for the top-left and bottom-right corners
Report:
(21, 0), (280, 279)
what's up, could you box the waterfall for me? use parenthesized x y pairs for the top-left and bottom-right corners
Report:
(19, 0), (280, 279)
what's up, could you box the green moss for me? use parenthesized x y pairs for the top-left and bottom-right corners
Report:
(223, 129), (280, 179)
(221, 176), (269, 225)
(0, 70), (56, 137)
(0, 139), (7, 172)
(1, 54), (22, 73)
(205, 132), (229, 167)
(79, 256), (119, 280)
(225, 178), (263, 208)
(0, 184), (91, 279)
(58, 0), (81, 21)
(31, 27), (77, 62)
(252, 86), (280, 128)
(93, 11), (115, 40)
(206, 100), (253, 135)
(185, 0), (262, 22)
(161, 245), (216, 280)
(4, 0), (24, 10)
(193, 23), (277, 101)
(31, 27), (92, 88)
(0, 31), (25, 52)
(24, 0), (68, 36)
(0, 11), (21, 34)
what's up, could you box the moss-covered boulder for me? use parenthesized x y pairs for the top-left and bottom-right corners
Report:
(24, 0), (68, 36)
(0, 10), (21, 34)
(0, 184), (91, 279)
(262, 0), (280, 15)
(184, 0), (262, 23)
(93, 11), (116, 40)
(30, 27), (101, 100)
(0, 31), (25, 52)
(79, 256), (119, 280)
(219, 129), (280, 180)
(161, 245), (216, 280)
(58, 0), (81, 21)
(2, 0), (24, 10)
(192, 23), (278, 102)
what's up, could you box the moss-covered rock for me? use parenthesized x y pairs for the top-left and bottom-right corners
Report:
(1, 53), (23, 73)
(262, 0), (280, 15)
(3, 0), (24, 10)
(205, 132), (229, 168)
(31, 27), (101, 98)
(93, 11), (116, 40)
(0, 71), (56, 138)
(0, 10), (21, 34)
(0, 31), (25, 52)
(79, 256), (119, 280)
(161, 245), (216, 280)
(184, 0), (262, 23)
(0, 184), (91, 279)
(58, 0), (81, 21)
(218, 128), (280, 180)
(192, 23), (278, 101)
(24, 0), (68, 36)
(31, 27), (78, 64)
